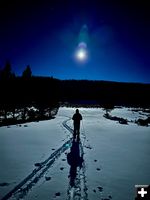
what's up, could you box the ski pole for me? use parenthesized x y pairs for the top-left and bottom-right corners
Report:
(82, 120), (85, 136)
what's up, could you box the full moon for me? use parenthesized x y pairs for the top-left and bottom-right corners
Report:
(76, 49), (87, 61)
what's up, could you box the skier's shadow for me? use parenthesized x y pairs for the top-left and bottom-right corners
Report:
(67, 138), (83, 187)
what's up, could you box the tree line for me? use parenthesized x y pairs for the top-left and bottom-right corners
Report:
(0, 62), (150, 125)
(0, 62), (32, 80)
(60, 80), (150, 107)
(0, 62), (59, 125)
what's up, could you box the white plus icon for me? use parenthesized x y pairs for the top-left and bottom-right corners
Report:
(138, 187), (147, 197)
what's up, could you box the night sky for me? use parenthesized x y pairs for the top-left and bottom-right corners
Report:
(0, 0), (150, 83)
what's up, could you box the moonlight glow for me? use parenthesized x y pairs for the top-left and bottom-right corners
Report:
(76, 49), (87, 61)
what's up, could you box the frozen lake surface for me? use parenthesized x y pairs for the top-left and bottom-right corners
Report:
(0, 107), (150, 200)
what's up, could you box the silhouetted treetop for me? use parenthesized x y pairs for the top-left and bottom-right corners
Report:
(0, 61), (15, 80)
(22, 65), (32, 78)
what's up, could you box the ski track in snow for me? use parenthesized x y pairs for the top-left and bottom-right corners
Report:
(66, 127), (88, 200)
(1, 117), (88, 200)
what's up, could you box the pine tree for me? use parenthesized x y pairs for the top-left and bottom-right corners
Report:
(22, 65), (32, 78)
(0, 61), (12, 80)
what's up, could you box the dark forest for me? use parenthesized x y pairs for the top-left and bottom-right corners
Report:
(0, 63), (150, 126)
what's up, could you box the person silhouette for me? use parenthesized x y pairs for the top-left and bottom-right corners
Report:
(67, 140), (83, 187)
(72, 109), (82, 138)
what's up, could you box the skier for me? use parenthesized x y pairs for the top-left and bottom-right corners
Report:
(72, 109), (82, 138)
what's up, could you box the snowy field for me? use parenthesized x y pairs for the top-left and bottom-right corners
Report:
(0, 107), (150, 200)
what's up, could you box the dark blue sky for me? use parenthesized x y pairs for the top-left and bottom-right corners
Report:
(0, 0), (150, 83)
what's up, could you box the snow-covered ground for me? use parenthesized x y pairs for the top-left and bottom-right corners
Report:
(0, 107), (150, 200)
(111, 107), (149, 121)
